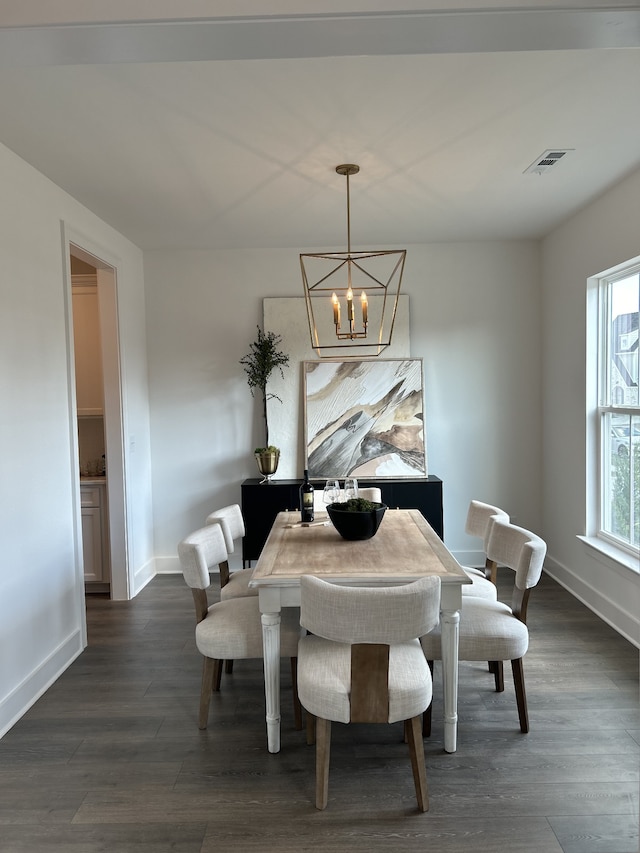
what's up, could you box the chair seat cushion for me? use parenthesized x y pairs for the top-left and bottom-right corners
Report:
(196, 597), (300, 660)
(462, 570), (498, 600)
(297, 636), (432, 724)
(220, 568), (257, 600)
(464, 566), (486, 578)
(421, 598), (529, 662)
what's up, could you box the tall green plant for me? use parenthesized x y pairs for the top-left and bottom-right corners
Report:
(240, 326), (290, 448)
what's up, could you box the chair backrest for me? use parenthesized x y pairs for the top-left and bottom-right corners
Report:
(205, 504), (245, 553)
(358, 487), (382, 503)
(465, 500), (510, 583)
(485, 519), (546, 592)
(299, 575), (441, 645)
(178, 523), (228, 591)
(465, 499), (509, 540)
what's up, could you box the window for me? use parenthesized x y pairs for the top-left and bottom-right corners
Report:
(597, 266), (639, 560)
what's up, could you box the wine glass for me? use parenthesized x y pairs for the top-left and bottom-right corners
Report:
(323, 479), (340, 508)
(344, 477), (359, 501)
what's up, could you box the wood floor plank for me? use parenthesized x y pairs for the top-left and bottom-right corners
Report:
(548, 814), (640, 853)
(0, 823), (207, 853)
(200, 815), (565, 853)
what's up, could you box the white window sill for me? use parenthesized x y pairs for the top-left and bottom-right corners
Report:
(577, 535), (640, 577)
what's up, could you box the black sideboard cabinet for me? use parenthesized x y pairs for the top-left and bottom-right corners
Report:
(241, 476), (443, 564)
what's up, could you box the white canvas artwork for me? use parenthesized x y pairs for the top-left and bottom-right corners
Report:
(303, 358), (427, 479)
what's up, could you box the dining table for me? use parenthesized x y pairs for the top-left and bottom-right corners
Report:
(249, 507), (471, 754)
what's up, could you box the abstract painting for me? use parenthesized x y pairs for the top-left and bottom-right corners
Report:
(303, 359), (426, 479)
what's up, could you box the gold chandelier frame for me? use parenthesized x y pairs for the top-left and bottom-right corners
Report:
(300, 164), (406, 359)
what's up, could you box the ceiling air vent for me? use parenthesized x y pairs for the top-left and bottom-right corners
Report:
(524, 149), (573, 176)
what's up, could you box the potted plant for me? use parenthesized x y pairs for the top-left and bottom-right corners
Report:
(326, 496), (387, 540)
(240, 326), (290, 482)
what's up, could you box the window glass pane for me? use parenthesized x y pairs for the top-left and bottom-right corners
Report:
(608, 274), (639, 407)
(603, 413), (640, 548)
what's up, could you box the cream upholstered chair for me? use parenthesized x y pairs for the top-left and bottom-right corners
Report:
(464, 500), (510, 584)
(297, 575), (441, 811)
(205, 504), (256, 599)
(178, 523), (302, 730)
(357, 486), (382, 502)
(460, 500), (511, 601)
(421, 518), (547, 734)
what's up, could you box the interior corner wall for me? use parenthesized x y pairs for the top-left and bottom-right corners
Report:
(0, 141), (153, 737)
(541, 167), (640, 647)
(144, 240), (542, 572)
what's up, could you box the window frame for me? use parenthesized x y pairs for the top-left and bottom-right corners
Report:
(592, 262), (639, 567)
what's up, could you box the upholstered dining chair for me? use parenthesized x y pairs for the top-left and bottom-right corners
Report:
(205, 504), (256, 599)
(178, 523), (302, 730)
(297, 574), (441, 811)
(460, 500), (511, 601)
(357, 486), (383, 502)
(421, 518), (547, 734)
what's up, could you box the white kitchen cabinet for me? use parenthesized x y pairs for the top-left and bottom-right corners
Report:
(80, 482), (110, 585)
(72, 278), (104, 416)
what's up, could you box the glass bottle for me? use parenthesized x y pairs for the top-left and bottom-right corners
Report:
(300, 469), (315, 523)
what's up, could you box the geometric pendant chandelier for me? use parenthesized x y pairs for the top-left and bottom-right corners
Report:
(300, 164), (406, 359)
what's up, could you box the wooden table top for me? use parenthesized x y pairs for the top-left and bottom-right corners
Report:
(250, 508), (470, 587)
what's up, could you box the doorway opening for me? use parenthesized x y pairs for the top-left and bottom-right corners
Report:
(69, 242), (129, 601)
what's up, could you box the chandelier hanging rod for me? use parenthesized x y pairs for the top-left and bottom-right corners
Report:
(335, 163), (359, 255)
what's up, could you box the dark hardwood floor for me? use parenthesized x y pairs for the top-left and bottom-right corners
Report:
(1, 570), (638, 852)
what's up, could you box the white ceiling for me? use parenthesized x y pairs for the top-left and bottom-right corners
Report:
(1, 4), (640, 250)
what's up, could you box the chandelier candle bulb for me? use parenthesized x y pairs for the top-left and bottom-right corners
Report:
(361, 291), (368, 325)
(332, 292), (340, 327)
(347, 287), (355, 322)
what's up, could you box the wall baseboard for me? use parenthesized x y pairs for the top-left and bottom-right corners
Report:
(0, 629), (83, 739)
(544, 555), (640, 649)
(153, 555), (181, 574)
(451, 548), (485, 570)
(131, 557), (157, 597)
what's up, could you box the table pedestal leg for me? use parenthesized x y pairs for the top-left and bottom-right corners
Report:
(261, 611), (281, 754)
(440, 605), (460, 754)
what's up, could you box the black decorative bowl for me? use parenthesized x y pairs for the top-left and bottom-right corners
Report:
(326, 502), (387, 541)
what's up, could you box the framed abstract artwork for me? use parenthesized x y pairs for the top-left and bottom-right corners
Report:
(303, 358), (427, 479)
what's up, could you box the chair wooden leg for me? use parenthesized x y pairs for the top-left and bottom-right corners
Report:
(306, 711), (316, 745)
(291, 657), (303, 731)
(213, 658), (223, 691)
(198, 657), (216, 730)
(224, 659), (234, 674)
(406, 714), (429, 812)
(315, 717), (331, 810)
(511, 657), (529, 733)
(422, 660), (434, 736)
(492, 661), (504, 692)
(422, 704), (432, 737)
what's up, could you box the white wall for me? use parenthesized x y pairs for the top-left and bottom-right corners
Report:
(145, 240), (542, 571)
(0, 142), (154, 736)
(541, 167), (640, 646)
